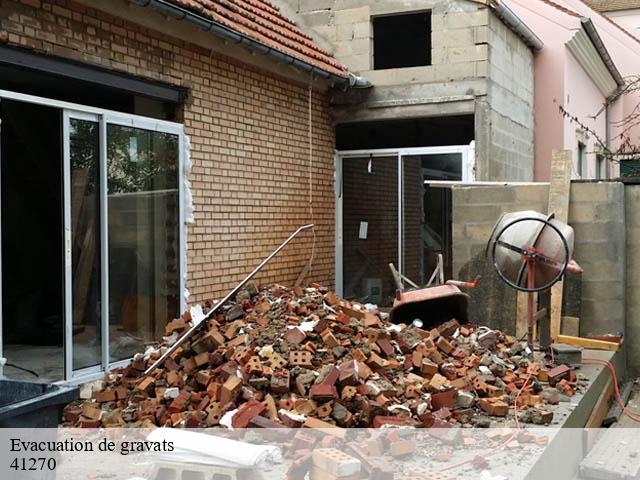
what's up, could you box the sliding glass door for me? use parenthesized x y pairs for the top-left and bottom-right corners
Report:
(61, 109), (183, 379)
(336, 145), (473, 305)
(64, 112), (102, 374)
(106, 122), (180, 362)
(341, 155), (399, 306)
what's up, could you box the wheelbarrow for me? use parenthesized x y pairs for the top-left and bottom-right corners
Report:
(387, 262), (479, 328)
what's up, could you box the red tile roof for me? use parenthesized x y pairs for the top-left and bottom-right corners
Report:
(165, 0), (349, 78)
(582, 0), (640, 12)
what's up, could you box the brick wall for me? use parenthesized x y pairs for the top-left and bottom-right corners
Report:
(1, 0), (336, 304)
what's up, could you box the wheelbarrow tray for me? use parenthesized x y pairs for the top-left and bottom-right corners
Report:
(388, 284), (469, 328)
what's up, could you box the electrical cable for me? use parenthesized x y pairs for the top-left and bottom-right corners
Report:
(440, 371), (533, 473)
(583, 358), (640, 422)
(308, 72), (316, 276)
(5, 362), (39, 377)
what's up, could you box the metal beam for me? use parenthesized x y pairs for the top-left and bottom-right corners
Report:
(0, 45), (187, 103)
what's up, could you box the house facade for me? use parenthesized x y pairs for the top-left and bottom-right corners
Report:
(0, 0), (349, 382)
(507, 0), (640, 181)
(282, 0), (539, 182)
(278, 0), (540, 308)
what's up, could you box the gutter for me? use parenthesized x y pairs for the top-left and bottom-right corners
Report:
(490, 1), (544, 52)
(129, 0), (371, 88)
(580, 17), (625, 89)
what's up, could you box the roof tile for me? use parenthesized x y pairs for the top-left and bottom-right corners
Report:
(582, 0), (640, 12)
(166, 0), (349, 78)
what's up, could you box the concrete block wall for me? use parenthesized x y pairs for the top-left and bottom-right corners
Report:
(451, 182), (626, 339)
(281, 0), (490, 123)
(484, 13), (534, 181)
(280, 0), (535, 183)
(451, 184), (549, 334)
(282, 0), (488, 84)
(625, 185), (640, 376)
(569, 183), (626, 337)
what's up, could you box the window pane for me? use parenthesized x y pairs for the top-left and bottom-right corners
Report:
(342, 156), (398, 307)
(107, 124), (180, 362)
(70, 118), (102, 370)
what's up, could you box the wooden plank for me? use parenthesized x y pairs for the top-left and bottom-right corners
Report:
(557, 335), (619, 352)
(585, 376), (613, 429)
(548, 150), (572, 341)
(583, 376), (614, 453)
(70, 169), (89, 243)
(516, 291), (528, 340)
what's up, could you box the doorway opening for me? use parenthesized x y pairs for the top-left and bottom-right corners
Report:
(336, 145), (474, 307)
(0, 90), (185, 383)
(1, 99), (64, 380)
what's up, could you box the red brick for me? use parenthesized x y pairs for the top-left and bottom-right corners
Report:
(231, 399), (266, 428)
(220, 375), (242, 405)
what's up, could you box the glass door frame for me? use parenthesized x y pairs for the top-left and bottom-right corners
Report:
(0, 89), (186, 382)
(334, 144), (474, 297)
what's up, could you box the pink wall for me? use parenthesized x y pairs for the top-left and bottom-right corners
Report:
(605, 9), (640, 37)
(563, 51), (607, 178)
(506, 0), (640, 180)
(558, 0), (640, 168)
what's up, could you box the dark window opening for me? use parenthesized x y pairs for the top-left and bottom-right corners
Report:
(1, 100), (64, 380)
(337, 115), (474, 150)
(373, 12), (432, 70)
(578, 141), (586, 177)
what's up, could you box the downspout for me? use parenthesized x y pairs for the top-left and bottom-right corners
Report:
(129, 0), (371, 88)
(606, 102), (611, 178)
(491, 1), (544, 51)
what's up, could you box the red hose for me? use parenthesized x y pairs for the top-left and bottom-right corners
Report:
(583, 358), (640, 423)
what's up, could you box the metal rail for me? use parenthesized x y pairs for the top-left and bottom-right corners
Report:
(144, 224), (315, 375)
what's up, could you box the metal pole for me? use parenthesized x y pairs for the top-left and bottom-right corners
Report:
(527, 257), (535, 347)
(145, 224), (314, 375)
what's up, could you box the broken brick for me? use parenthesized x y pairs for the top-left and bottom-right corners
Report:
(220, 375), (242, 405)
(231, 399), (266, 428)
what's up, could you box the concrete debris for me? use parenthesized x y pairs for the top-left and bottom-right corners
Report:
(63, 284), (579, 429)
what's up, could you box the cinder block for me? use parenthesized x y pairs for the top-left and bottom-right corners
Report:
(300, 0), (334, 12)
(334, 6), (369, 25)
(312, 448), (361, 477)
(432, 29), (474, 48)
(352, 21), (370, 38)
(444, 10), (489, 29)
(336, 23), (353, 41)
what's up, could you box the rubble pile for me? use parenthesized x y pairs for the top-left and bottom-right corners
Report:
(63, 284), (579, 429)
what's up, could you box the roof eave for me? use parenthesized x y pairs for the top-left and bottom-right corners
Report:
(490, 0), (544, 51)
(580, 17), (626, 90)
(129, 0), (370, 87)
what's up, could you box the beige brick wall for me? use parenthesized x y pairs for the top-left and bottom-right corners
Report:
(1, 0), (336, 304)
